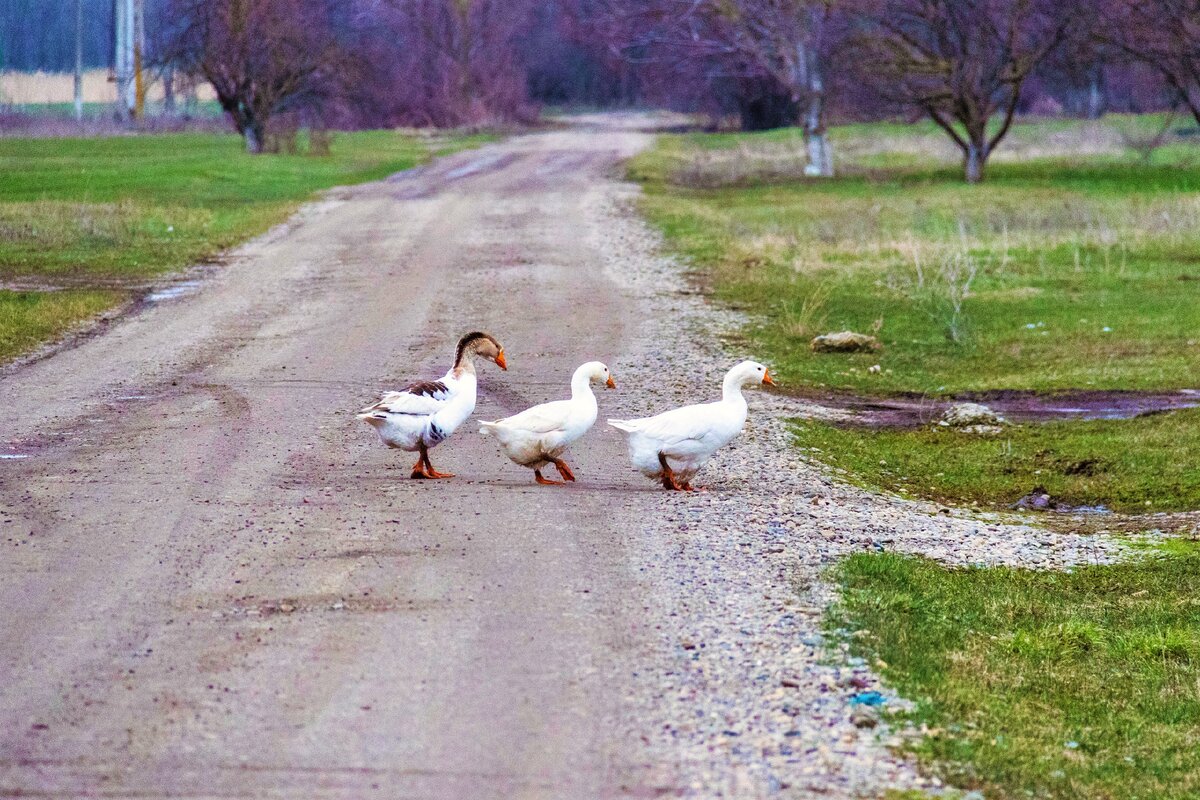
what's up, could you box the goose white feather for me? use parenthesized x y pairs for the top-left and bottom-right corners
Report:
(607, 360), (774, 490)
(480, 361), (614, 484)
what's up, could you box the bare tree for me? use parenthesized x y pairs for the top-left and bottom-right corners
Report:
(168, 0), (347, 152)
(345, 0), (537, 128)
(596, 0), (840, 172)
(1103, 0), (1200, 127)
(845, 0), (1073, 182)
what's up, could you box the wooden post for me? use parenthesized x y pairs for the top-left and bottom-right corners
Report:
(133, 0), (145, 121)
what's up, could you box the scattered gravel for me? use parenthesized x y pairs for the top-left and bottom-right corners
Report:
(586, 181), (1132, 798)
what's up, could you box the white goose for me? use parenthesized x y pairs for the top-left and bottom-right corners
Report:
(608, 360), (775, 491)
(479, 361), (615, 485)
(357, 331), (507, 479)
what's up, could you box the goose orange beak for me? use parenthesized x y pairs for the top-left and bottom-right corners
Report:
(495, 350), (508, 371)
(606, 374), (616, 389)
(762, 369), (777, 386)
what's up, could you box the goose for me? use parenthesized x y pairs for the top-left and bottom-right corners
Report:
(607, 360), (775, 491)
(479, 361), (616, 485)
(357, 331), (507, 479)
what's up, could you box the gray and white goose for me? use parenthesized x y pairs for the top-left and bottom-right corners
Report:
(357, 331), (507, 479)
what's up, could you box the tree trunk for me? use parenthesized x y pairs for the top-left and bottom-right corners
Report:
(1086, 65), (1106, 120)
(800, 43), (833, 177)
(806, 131), (833, 177)
(163, 65), (176, 115)
(964, 139), (986, 183)
(244, 122), (264, 154)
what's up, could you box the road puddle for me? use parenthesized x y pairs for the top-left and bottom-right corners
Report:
(145, 280), (204, 303)
(811, 389), (1200, 428)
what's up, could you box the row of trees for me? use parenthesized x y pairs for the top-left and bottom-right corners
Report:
(13, 0), (1199, 177)
(588, 0), (1200, 181)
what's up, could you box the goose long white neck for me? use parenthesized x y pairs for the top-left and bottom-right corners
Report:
(453, 357), (477, 379)
(571, 368), (597, 402)
(722, 369), (749, 404)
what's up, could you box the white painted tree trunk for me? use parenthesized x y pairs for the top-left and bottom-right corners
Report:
(798, 41), (833, 178)
(805, 130), (833, 178)
(1087, 67), (1106, 120)
(965, 140), (986, 184)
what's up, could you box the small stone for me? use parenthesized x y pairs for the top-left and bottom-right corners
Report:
(810, 331), (882, 353)
(850, 706), (880, 729)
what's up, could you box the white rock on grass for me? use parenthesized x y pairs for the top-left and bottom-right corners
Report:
(939, 402), (1007, 434)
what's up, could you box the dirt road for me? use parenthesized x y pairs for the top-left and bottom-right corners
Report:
(1, 121), (674, 798)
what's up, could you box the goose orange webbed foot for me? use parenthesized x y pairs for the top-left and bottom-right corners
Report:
(411, 457), (430, 480)
(535, 469), (564, 486)
(552, 459), (576, 482)
(418, 448), (454, 479)
(658, 453), (685, 491)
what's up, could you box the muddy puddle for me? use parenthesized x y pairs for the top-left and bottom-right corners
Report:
(805, 389), (1200, 428)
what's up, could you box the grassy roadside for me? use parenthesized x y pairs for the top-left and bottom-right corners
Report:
(830, 545), (1200, 799)
(793, 409), (1200, 514)
(629, 118), (1200, 512)
(629, 127), (1200, 395)
(631, 119), (1200, 796)
(0, 130), (492, 362)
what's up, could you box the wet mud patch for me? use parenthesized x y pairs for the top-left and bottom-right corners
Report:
(797, 388), (1200, 429)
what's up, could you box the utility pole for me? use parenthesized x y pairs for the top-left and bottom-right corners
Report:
(74, 0), (84, 120)
(114, 0), (130, 121)
(113, 0), (140, 121)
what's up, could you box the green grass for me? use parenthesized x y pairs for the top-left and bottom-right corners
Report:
(0, 130), (490, 279)
(0, 288), (122, 362)
(0, 129), (490, 362)
(630, 127), (1200, 395)
(830, 545), (1200, 799)
(793, 410), (1200, 514)
(630, 117), (1200, 512)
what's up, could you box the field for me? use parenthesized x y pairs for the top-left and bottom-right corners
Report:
(629, 117), (1200, 513)
(832, 544), (1200, 800)
(0, 129), (489, 362)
